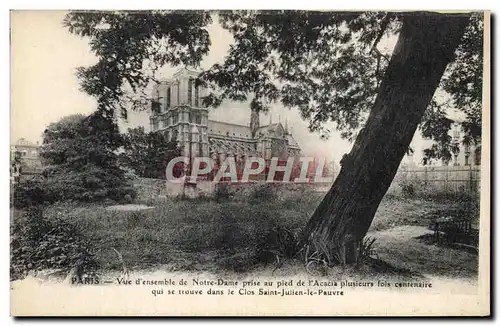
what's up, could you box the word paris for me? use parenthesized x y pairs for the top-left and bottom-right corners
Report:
(166, 156), (335, 184)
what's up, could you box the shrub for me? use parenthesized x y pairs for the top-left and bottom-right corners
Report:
(249, 183), (278, 202)
(38, 112), (137, 204)
(256, 224), (301, 264)
(214, 183), (232, 201)
(123, 194), (133, 204)
(42, 167), (137, 203)
(10, 207), (100, 281)
(12, 177), (55, 209)
(400, 181), (416, 197)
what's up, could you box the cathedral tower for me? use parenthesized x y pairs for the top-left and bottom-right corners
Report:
(150, 68), (209, 158)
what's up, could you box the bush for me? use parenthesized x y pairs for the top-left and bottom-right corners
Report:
(214, 183), (233, 201)
(37, 112), (137, 205)
(10, 207), (100, 281)
(249, 183), (279, 202)
(400, 180), (416, 197)
(256, 224), (300, 263)
(12, 173), (137, 207)
(12, 177), (55, 209)
(42, 167), (137, 203)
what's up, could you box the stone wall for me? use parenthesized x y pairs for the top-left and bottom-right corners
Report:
(134, 165), (479, 201)
(387, 166), (480, 196)
(133, 177), (330, 200)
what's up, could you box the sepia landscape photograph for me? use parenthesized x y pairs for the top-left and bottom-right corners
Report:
(9, 9), (489, 316)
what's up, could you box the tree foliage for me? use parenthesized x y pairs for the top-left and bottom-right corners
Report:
(10, 150), (24, 182)
(417, 13), (483, 163)
(119, 127), (181, 178)
(39, 113), (135, 202)
(11, 206), (100, 281)
(65, 10), (483, 162)
(63, 11), (212, 119)
(200, 11), (396, 140)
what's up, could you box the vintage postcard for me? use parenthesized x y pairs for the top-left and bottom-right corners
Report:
(10, 10), (490, 316)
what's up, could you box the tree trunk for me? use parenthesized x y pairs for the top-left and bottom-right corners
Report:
(302, 13), (471, 265)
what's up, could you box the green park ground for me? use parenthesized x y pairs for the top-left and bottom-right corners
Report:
(11, 183), (480, 284)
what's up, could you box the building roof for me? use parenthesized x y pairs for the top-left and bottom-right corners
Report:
(257, 123), (293, 142)
(12, 138), (39, 148)
(257, 123), (277, 133)
(286, 135), (301, 149)
(157, 67), (202, 84)
(208, 137), (256, 156)
(206, 120), (301, 155)
(207, 120), (252, 138)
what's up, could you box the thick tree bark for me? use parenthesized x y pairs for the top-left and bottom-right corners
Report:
(302, 13), (471, 264)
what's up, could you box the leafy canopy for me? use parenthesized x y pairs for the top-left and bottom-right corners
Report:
(64, 11), (212, 119)
(40, 113), (135, 202)
(119, 126), (181, 178)
(65, 11), (483, 162)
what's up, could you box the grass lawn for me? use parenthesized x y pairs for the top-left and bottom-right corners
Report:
(13, 186), (475, 282)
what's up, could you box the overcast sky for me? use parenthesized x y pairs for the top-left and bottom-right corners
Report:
(11, 10), (442, 163)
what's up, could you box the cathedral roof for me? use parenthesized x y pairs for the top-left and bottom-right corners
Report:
(257, 123), (278, 132)
(207, 120), (252, 139)
(257, 123), (286, 137)
(286, 135), (301, 149)
(156, 67), (202, 84)
(208, 137), (256, 156)
(205, 118), (301, 155)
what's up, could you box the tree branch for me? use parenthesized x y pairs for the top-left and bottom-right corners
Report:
(370, 12), (395, 56)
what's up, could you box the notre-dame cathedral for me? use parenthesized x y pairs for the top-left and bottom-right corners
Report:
(149, 68), (302, 163)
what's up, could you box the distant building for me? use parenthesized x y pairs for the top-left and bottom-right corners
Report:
(149, 68), (302, 180)
(10, 138), (42, 176)
(449, 121), (481, 167)
(402, 118), (481, 168)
